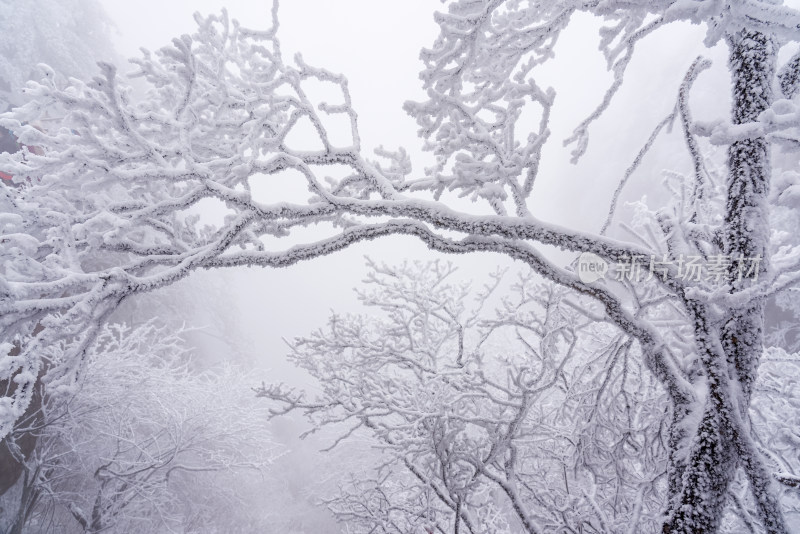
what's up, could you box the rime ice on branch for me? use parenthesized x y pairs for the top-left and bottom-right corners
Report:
(3, 1), (800, 532)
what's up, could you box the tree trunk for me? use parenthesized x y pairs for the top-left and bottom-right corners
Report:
(722, 27), (787, 534)
(723, 28), (773, 407)
(0, 324), (46, 497)
(663, 28), (787, 534)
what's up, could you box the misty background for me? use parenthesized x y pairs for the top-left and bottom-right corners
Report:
(4, 0), (798, 531)
(95, 0), (736, 378)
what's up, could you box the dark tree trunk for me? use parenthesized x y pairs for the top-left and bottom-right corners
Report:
(0, 324), (46, 497)
(663, 28), (787, 534)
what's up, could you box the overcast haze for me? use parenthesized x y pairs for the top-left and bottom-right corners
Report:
(4, 1), (800, 531)
(99, 1), (517, 378)
(92, 1), (789, 375)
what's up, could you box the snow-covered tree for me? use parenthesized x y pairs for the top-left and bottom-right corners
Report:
(0, 0), (116, 111)
(259, 260), (670, 533)
(0, 0), (119, 491)
(262, 260), (800, 533)
(0, 321), (278, 534)
(3, 1), (800, 532)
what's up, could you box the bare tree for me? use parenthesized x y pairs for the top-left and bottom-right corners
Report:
(3, 1), (800, 532)
(257, 260), (671, 533)
(262, 260), (800, 533)
(0, 0), (116, 111)
(0, 321), (278, 534)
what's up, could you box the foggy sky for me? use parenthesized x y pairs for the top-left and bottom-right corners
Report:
(94, 1), (780, 379)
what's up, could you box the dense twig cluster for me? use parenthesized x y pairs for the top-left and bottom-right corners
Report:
(2, 1), (800, 532)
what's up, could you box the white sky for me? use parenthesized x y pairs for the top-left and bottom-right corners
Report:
(93, 1), (788, 378)
(98, 1), (454, 377)
(97, 1), (729, 234)
(103, 1), (438, 159)
(99, 1), (531, 380)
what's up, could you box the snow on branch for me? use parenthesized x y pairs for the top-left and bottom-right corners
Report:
(2, 5), (800, 530)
